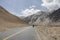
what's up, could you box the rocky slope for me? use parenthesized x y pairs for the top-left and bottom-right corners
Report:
(24, 8), (60, 25)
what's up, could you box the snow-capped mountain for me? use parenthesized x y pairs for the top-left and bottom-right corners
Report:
(24, 8), (60, 25)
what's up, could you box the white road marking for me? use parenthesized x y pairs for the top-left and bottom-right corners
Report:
(3, 27), (30, 40)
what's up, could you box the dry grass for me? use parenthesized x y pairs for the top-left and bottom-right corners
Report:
(35, 25), (60, 40)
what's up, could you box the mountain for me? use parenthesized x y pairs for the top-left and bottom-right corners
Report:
(24, 11), (49, 25)
(48, 8), (60, 22)
(0, 6), (29, 32)
(47, 8), (60, 25)
(24, 8), (60, 26)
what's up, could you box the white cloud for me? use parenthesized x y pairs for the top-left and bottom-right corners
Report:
(29, 5), (36, 8)
(21, 8), (40, 17)
(41, 0), (60, 10)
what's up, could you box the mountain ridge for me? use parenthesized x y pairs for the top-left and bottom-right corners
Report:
(24, 8), (60, 26)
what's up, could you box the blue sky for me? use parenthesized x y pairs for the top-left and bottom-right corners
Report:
(0, 0), (47, 17)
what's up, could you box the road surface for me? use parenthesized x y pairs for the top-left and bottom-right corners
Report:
(0, 26), (38, 40)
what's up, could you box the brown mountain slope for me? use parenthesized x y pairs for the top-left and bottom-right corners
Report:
(0, 6), (26, 23)
(0, 6), (29, 32)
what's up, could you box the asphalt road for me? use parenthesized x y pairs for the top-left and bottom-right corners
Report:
(0, 26), (38, 40)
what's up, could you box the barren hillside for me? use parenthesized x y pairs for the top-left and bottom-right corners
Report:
(0, 6), (29, 32)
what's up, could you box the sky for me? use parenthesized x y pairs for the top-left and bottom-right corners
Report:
(0, 0), (47, 17)
(0, 0), (60, 17)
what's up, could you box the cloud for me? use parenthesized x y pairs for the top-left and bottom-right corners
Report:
(41, 0), (60, 10)
(21, 8), (40, 17)
(29, 5), (36, 8)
